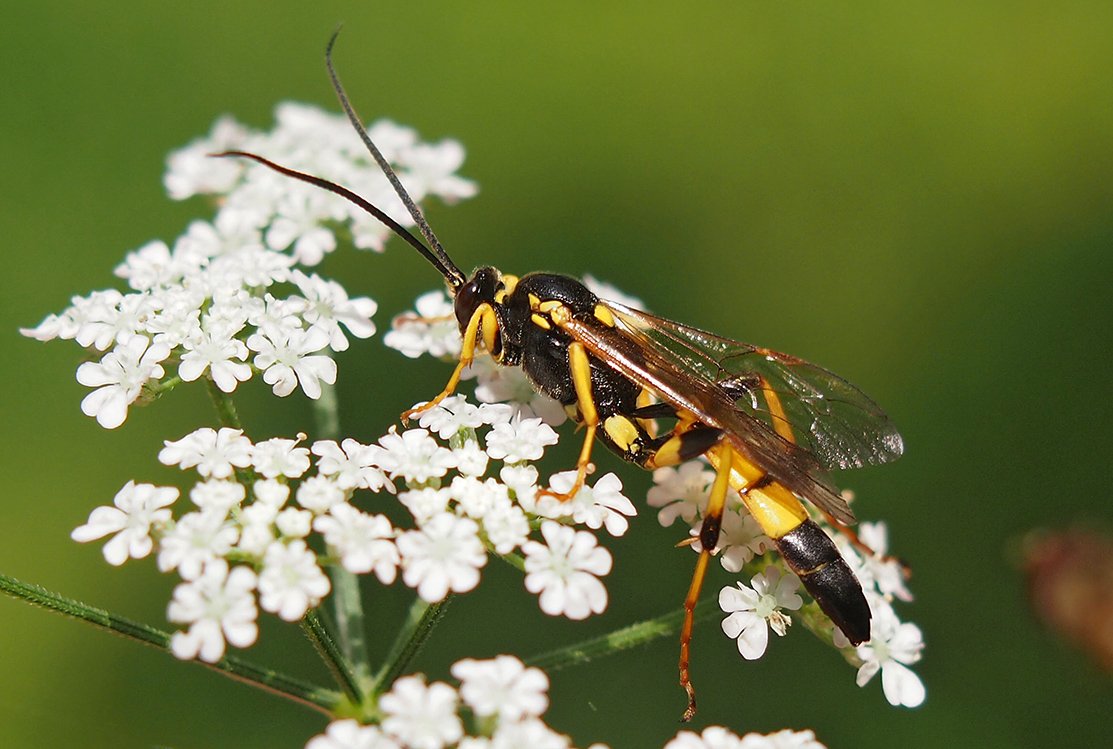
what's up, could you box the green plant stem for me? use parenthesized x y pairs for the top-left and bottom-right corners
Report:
(302, 608), (365, 706)
(205, 377), (243, 429)
(312, 382), (372, 690)
(0, 573), (340, 715)
(526, 598), (717, 671)
(372, 595), (452, 699)
(206, 379), (367, 700)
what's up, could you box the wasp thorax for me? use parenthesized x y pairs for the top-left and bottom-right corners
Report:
(454, 266), (502, 330)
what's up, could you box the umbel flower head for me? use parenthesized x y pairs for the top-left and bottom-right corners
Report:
(26, 100), (924, 749)
(20, 102), (477, 429)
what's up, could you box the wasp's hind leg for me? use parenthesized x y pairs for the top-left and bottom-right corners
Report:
(677, 438), (734, 722)
(401, 303), (497, 423)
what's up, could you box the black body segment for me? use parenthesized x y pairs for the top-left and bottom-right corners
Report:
(776, 519), (872, 645)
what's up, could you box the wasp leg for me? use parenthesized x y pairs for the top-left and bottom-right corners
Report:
(643, 424), (722, 469)
(393, 312), (455, 326)
(679, 440), (734, 722)
(401, 303), (496, 423)
(539, 342), (598, 502)
(714, 447), (872, 646)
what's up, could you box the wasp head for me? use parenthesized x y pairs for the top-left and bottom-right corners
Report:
(453, 266), (503, 331)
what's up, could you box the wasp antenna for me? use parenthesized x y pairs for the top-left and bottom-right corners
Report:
(211, 150), (463, 283)
(326, 29), (467, 289)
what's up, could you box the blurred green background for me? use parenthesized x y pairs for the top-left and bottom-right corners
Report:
(2, 2), (1111, 747)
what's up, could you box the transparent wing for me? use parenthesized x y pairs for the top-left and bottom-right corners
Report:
(603, 301), (904, 471)
(558, 307), (855, 523)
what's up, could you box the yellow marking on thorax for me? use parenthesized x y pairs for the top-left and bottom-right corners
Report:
(603, 414), (641, 453)
(593, 304), (616, 327)
(530, 313), (552, 330)
(528, 293), (541, 310)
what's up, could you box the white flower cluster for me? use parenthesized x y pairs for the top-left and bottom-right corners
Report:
(649, 462), (926, 708)
(665, 726), (828, 749)
(20, 104), (476, 428)
(307, 655), (610, 749)
(71, 396), (634, 661)
(306, 655), (826, 749)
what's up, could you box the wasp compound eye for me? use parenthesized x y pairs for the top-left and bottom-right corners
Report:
(454, 267), (500, 328)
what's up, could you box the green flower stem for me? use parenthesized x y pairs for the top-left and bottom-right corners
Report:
(302, 607), (365, 706)
(371, 595), (452, 700)
(205, 379), (367, 700)
(205, 377), (244, 429)
(525, 598), (717, 671)
(312, 382), (373, 690)
(493, 549), (526, 573)
(204, 378), (257, 486)
(0, 572), (340, 715)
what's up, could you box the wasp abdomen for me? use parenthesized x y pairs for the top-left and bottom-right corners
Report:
(775, 519), (872, 645)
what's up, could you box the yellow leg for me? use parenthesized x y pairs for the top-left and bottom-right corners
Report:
(679, 441), (733, 722)
(401, 304), (491, 423)
(539, 342), (598, 501)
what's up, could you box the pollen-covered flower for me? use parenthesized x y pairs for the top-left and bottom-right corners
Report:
(71, 481), (179, 565)
(719, 567), (803, 660)
(522, 521), (612, 620)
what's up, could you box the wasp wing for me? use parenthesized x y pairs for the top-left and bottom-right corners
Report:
(558, 306), (859, 524)
(604, 302), (904, 471)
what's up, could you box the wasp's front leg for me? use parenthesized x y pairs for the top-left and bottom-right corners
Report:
(401, 302), (498, 423)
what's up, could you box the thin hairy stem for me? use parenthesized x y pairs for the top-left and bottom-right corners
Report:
(311, 383), (372, 689)
(0, 573), (340, 714)
(371, 595), (452, 700)
(302, 607), (365, 706)
(526, 598), (718, 671)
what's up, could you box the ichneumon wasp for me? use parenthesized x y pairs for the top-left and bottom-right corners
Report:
(217, 31), (905, 721)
